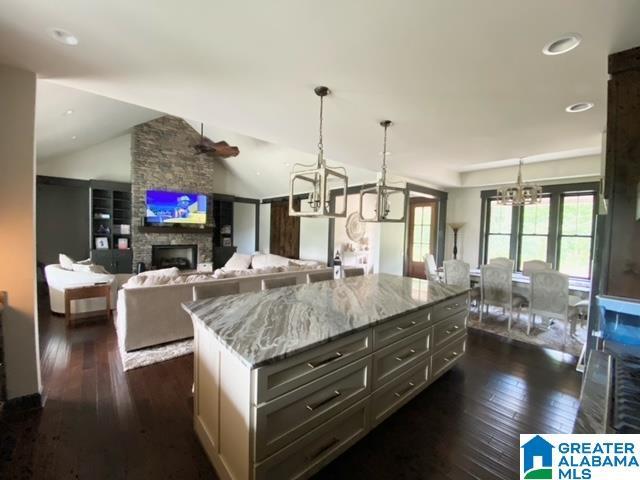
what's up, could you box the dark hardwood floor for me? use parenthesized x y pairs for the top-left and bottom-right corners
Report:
(1, 301), (582, 480)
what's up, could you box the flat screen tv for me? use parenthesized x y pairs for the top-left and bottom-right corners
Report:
(145, 190), (208, 225)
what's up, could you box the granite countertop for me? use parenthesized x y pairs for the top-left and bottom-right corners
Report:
(182, 273), (468, 369)
(573, 350), (611, 434)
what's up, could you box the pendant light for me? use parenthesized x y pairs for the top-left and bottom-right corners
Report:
(496, 158), (542, 206)
(359, 120), (406, 222)
(289, 86), (348, 218)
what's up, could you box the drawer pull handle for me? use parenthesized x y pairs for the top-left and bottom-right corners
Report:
(394, 382), (416, 398)
(395, 349), (416, 362)
(396, 320), (417, 331)
(306, 437), (340, 461)
(444, 325), (461, 335)
(445, 303), (460, 311)
(306, 390), (341, 411)
(307, 352), (343, 369)
(443, 351), (459, 363)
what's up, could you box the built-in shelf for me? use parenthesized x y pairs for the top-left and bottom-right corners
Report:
(139, 225), (214, 234)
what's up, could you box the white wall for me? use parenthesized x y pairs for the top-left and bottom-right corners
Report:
(233, 202), (256, 255)
(0, 65), (41, 400)
(258, 203), (271, 253)
(299, 218), (329, 263)
(37, 133), (133, 182)
(334, 193), (381, 273)
(378, 194), (407, 275)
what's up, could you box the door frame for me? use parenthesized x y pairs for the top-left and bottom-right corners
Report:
(406, 196), (439, 278)
(403, 184), (448, 276)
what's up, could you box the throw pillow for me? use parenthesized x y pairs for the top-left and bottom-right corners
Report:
(59, 253), (75, 270)
(251, 253), (290, 269)
(224, 253), (252, 271)
(138, 267), (180, 278)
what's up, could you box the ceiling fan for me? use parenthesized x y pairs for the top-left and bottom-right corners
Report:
(193, 123), (240, 158)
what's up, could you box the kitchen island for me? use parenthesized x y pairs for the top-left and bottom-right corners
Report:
(182, 273), (469, 480)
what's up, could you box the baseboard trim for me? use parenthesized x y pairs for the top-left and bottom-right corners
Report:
(1, 392), (45, 413)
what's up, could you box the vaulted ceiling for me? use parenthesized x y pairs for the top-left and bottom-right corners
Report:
(3, 0), (639, 186)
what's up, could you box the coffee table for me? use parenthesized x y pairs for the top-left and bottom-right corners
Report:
(64, 283), (112, 327)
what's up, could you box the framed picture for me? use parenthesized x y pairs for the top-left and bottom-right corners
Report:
(95, 237), (109, 249)
(221, 225), (232, 234)
(117, 238), (129, 250)
(222, 237), (232, 247)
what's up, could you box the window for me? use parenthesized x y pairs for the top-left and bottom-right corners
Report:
(558, 194), (595, 278)
(480, 183), (597, 277)
(486, 200), (512, 261)
(519, 196), (550, 270)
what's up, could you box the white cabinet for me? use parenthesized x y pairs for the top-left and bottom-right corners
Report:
(192, 292), (469, 480)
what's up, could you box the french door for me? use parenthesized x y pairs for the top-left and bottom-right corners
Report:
(406, 197), (438, 278)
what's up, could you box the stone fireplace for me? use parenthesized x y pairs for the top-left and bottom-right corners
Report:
(131, 116), (216, 269)
(152, 244), (198, 270)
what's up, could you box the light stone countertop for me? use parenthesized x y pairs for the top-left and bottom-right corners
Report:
(182, 273), (468, 368)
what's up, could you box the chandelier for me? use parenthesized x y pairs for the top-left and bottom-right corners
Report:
(496, 159), (542, 206)
(289, 86), (348, 218)
(358, 120), (406, 222)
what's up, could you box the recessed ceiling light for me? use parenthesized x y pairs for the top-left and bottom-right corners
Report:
(256, 171), (261, 176)
(48, 28), (79, 46)
(543, 34), (582, 56)
(566, 102), (594, 113)
(64, 109), (74, 115)
(71, 135), (77, 140)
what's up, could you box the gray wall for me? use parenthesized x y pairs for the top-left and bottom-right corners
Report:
(131, 116), (216, 267)
(36, 179), (89, 265)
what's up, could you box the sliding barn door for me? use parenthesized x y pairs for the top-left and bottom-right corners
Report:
(270, 200), (300, 259)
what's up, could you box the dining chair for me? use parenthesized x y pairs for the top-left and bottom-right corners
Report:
(424, 254), (439, 281)
(528, 270), (578, 344)
(480, 265), (525, 330)
(261, 276), (297, 290)
(306, 270), (334, 284)
(489, 257), (515, 271)
(522, 260), (552, 277)
(344, 267), (365, 278)
(444, 259), (479, 307)
(192, 280), (240, 301)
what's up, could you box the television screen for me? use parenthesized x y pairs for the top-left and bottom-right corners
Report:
(145, 190), (207, 225)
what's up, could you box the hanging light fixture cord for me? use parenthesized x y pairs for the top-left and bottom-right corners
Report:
(381, 122), (389, 184)
(317, 93), (324, 168)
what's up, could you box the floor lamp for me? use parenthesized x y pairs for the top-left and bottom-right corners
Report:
(448, 223), (465, 260)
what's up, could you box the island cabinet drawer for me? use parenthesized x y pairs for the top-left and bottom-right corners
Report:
(431, 293), (468, 323)
(371, 359), (429, 427)
(372, 307), (431, 349)
(254, 398), (370, 480)
(431, 335), (467, 380)
(432, 309), (467, 350)
(372, 328), (430, 389)
(254, 357), (371, 461)
(252, 330), (371, 405)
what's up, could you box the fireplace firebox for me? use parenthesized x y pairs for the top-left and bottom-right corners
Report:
(151, 244), (198, 270)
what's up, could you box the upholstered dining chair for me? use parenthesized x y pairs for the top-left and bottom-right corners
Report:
(344, 267), (365, 278)
(489, 257), (515, 271)
(192, 280), (240, 301)
(528, 270), (577, 344)
(444, 259), (480, 307)
(424, 254), (439, 281)
(480, 265), (526, 330)
(522, 260), (552, 277)
(306, 270), (334, 284)
(261, 275), (297, 291)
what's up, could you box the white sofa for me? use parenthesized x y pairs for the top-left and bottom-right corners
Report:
(116, 266), (332, 352)
(44, 264), (131, 315)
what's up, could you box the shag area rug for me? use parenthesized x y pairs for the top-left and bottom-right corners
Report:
(118, 338), (193, 371)
(467, 306), (586, 358)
